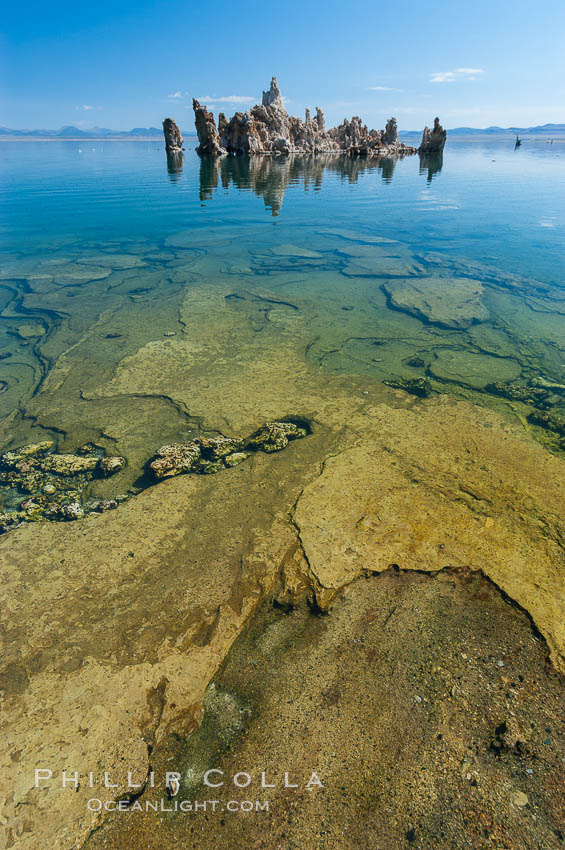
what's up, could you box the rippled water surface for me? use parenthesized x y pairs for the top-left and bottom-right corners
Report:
(1, 139), (564, 514)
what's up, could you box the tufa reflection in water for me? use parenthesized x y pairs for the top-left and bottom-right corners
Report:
(166, 151), (184, 182)
(197, 153), (410, 215)
(419, 151), (443, 183)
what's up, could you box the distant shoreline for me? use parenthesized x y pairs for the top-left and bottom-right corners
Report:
(0, 133), (565, 144)
(0, 137), (197, 143)
(1, 135), (564, 143)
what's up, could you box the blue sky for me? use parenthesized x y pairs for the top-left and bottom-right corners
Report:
(1, 0), (564, 130)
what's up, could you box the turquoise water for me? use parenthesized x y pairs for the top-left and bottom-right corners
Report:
(2, 139), (564, 282)
(0, 139), (564, 517)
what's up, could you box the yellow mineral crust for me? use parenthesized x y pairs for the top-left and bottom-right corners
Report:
(0, 279), (563, 849)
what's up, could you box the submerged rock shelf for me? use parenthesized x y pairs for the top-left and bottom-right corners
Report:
(4, 390), (564, 850)
(88, 567), (563, 850)
(1, 214), (564, 471)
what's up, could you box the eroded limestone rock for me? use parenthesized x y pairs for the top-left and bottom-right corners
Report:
(191, 77), (418, 158)
(246, 421), (307, 452)
(193, 100), (226, 156)
(0, 440), (54, 465)
(383, 376), (433, 397)
(149, 442), (201, 479)
(149, 422), (307, 479)
(98, 456), (126, 476)
(197, 435), (244, 459)
(40, 453), (99, 475)
(0, 443), (126, 532)
(162, 117), (184, 154)
(54, 501), (84, 520)
(262, 76), (285, 111)
(382, 117), (399, 145)
(485, 382), (553, 409)
(419, 117), (447, 153)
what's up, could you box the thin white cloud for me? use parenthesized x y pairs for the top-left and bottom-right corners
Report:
(430, 72), (457, 83)
(75, 105), (102, 111)
(431, 68), (485, 83)
(368, 86), (404, 93)
(196, 95), (256, 104)
(168, 91), (184, 99)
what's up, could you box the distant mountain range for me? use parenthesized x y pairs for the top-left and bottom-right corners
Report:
(1, 123), (564, 139)
(441, 123), (565, 136)
(0, 125), (194, 139)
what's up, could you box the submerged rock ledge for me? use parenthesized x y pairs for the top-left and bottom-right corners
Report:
(1, 392), (564, 850)
(184, 77), (445, 157)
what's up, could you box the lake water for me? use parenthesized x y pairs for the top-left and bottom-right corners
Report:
(1, 139), (564, 520)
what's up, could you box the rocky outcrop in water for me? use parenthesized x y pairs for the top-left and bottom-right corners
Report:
(419, 117), (447, 153)
(192, 100), (225, 155)
(149, 420), (308, 478)
(0, 422), (309, 531)
(191, 77), (418, 158)
(162, 117), (184, 153)
(0, 442), (126, 532)
(262, 76), (286, 110)
(383, 376), (433, 397)
(382, 117), (399, 145)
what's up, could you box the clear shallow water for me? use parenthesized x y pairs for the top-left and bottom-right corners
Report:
(2, 139), (565, 282)
(0, 139), (564, 515)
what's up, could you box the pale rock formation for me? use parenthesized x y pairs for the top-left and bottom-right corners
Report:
(327, 116), (395, 156)
(148, 422), (306, 478)
(192, 99), (226, 155)
(262, 76), (286, 111)
(382, 117), (398, 145)
(419, 117), (447, 153)
(162, 117), (183, 153)
(191, 77), (418, 158)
